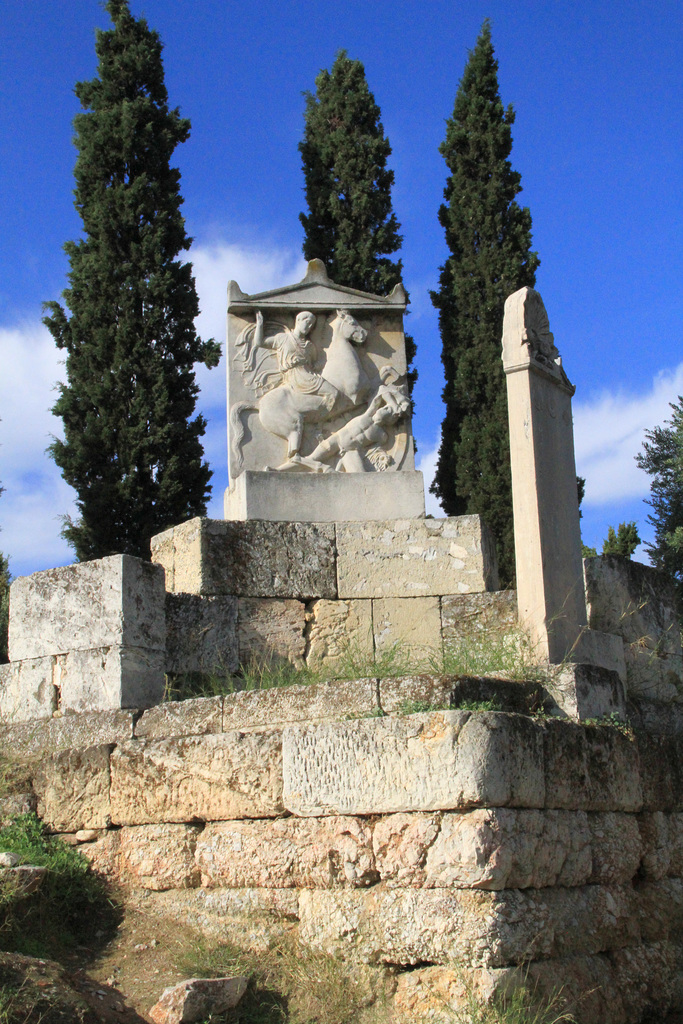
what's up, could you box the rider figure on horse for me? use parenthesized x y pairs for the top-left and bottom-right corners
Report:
(253, 310), (335, 413)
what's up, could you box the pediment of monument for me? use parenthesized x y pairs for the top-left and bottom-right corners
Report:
(227, 259), (406, 312)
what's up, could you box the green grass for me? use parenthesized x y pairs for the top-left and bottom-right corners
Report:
(0, 813), (119, 958)
(165, 623), (553, 705)
(181, 935), (384, 1024)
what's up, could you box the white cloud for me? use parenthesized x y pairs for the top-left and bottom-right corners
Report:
(574, 363), (683, 506)
(416, 433), (444, 517)
(0, 241), (307, 575)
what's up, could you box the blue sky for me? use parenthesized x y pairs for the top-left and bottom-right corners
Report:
(1, 0), (682, 578)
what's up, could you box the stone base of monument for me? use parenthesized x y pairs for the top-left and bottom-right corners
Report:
(223, 469), (426, 522)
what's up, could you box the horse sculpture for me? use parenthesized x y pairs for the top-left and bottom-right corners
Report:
(230, 309), (369, 471)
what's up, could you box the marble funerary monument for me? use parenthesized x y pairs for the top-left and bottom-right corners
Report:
(2, 269), (683, 1023)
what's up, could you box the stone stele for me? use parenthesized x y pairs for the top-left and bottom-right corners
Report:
(502, 287), (587, 664)
(224, 259), (424, 522)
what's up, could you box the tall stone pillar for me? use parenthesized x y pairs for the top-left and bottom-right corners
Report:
(502, 287), (587, 664)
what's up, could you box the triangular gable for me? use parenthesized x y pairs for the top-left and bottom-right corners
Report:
(227, 259), (406, 312)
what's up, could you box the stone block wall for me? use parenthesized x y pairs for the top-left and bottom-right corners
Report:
(3, 682), (683, 1023)
(1, 556), (166, 722)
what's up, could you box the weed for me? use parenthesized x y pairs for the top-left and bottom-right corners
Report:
(181, 934), (384, 1024)
(0, 813), (119, 958)
(583, 711), (634, 738)
(436, 628), (548, 683)
(419, 964), (575, 1024)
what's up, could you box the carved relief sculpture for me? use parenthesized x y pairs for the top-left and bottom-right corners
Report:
(226, 261), (416, 480)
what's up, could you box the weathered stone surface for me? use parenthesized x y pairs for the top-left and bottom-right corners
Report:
(373, 597), (442, 663)
(196, 817), (376, 889)
(392, 956), (629, 1024)
(1, 865), (47, 897)
(0, 708), (135, 757)
(56, 644), (166, 712)
(549, 662), (627, 721)
(372, 813), (441, 887)
(336, 516), (498, 599)
(110, 732), (283, 824)
(441, 591), (518, 643)
(378, 675), (456, 714)
(543, 718), (642, 812)
(298, 884), (638, 967)
(149, 976), (247, 1024)
(636, 879), (683, 944)
(221, 679), (377, 733)
(225, 470), (425, 523)
(237, 598), (306, 667)
(588, 812), (642, 885)
(305, 599), (373, 666)
(147, 887), (298, 946)
(156, 518), (337, 599)
(503, 288), (587, 665)
(373, 808), (640, 890)
(610, 940), (676, 1024)
(84, 824), (201, 890)
(0, 792), (37, 824)
(0, 657), (56, 723)
(636, 731), (683, 811)
(585, 555), (682, 655)
(283, 711), (546, 817)
(639, 812), (683, 879)
(151, 526), (175, 593)
(624, 646), (683, 702)
(34, 744), (111, 832)
(9, 555), (165, 660)
(165, 594), (238, 675)
(135, 696), (223, 740)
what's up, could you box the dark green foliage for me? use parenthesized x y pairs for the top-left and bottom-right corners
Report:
(44, 0), (220, 561)
(602, 522), (641, 558)
(0, 813), (118, 957)
(299, 50), (417, 399)
(431, 21), (539, 584)
(636, 397), (683, 599)
(0, 553), (9, 665)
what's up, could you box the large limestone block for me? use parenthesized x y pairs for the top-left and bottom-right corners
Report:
(84, 824), (201, 890)
(34, 744), (112, 832)
(0, 708), (135, 757)
(373, 597), (442, 663)
(378, 675), (458, 714)
(221, 678), (377, 733)
(283, 711), (546, 817)
(543, 718), (642, 812)
(441, 590), (518, 643)
(237, 598), (306, 667)
(152, 518), (337, 599)
(639, 812), (683, 879)
(633, 731), (683, 811)
(225, 469), (425, 523)
(110, 732), (284, 824)
(336, 516), (498, 599)
(298, 883), (639, 967)
(305, 599), (373, 666)
(636, 878), (683, 944)
(56, 644), (166, 712)
(0, 657), (57, 723)
(392, 955), (629, 1024)
(135, 696), (223, 740)
(624, 646), (683, 702)
(373, 809), (639, 890)
(549, 662), (627, 721)
(585, 555), (682, 655)
(196, 817), (376, 889)
(610, 941), (677, 1024)
(147, 887), (299, 945)
(165, 594), (238, 675)
(9, 555), (165, 661)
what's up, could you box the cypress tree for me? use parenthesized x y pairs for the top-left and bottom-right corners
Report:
(636, 397), (683, 601)
(44, 0), (220, 561)
(299, 50), (416, 397)
(431, 21), (539, 584)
